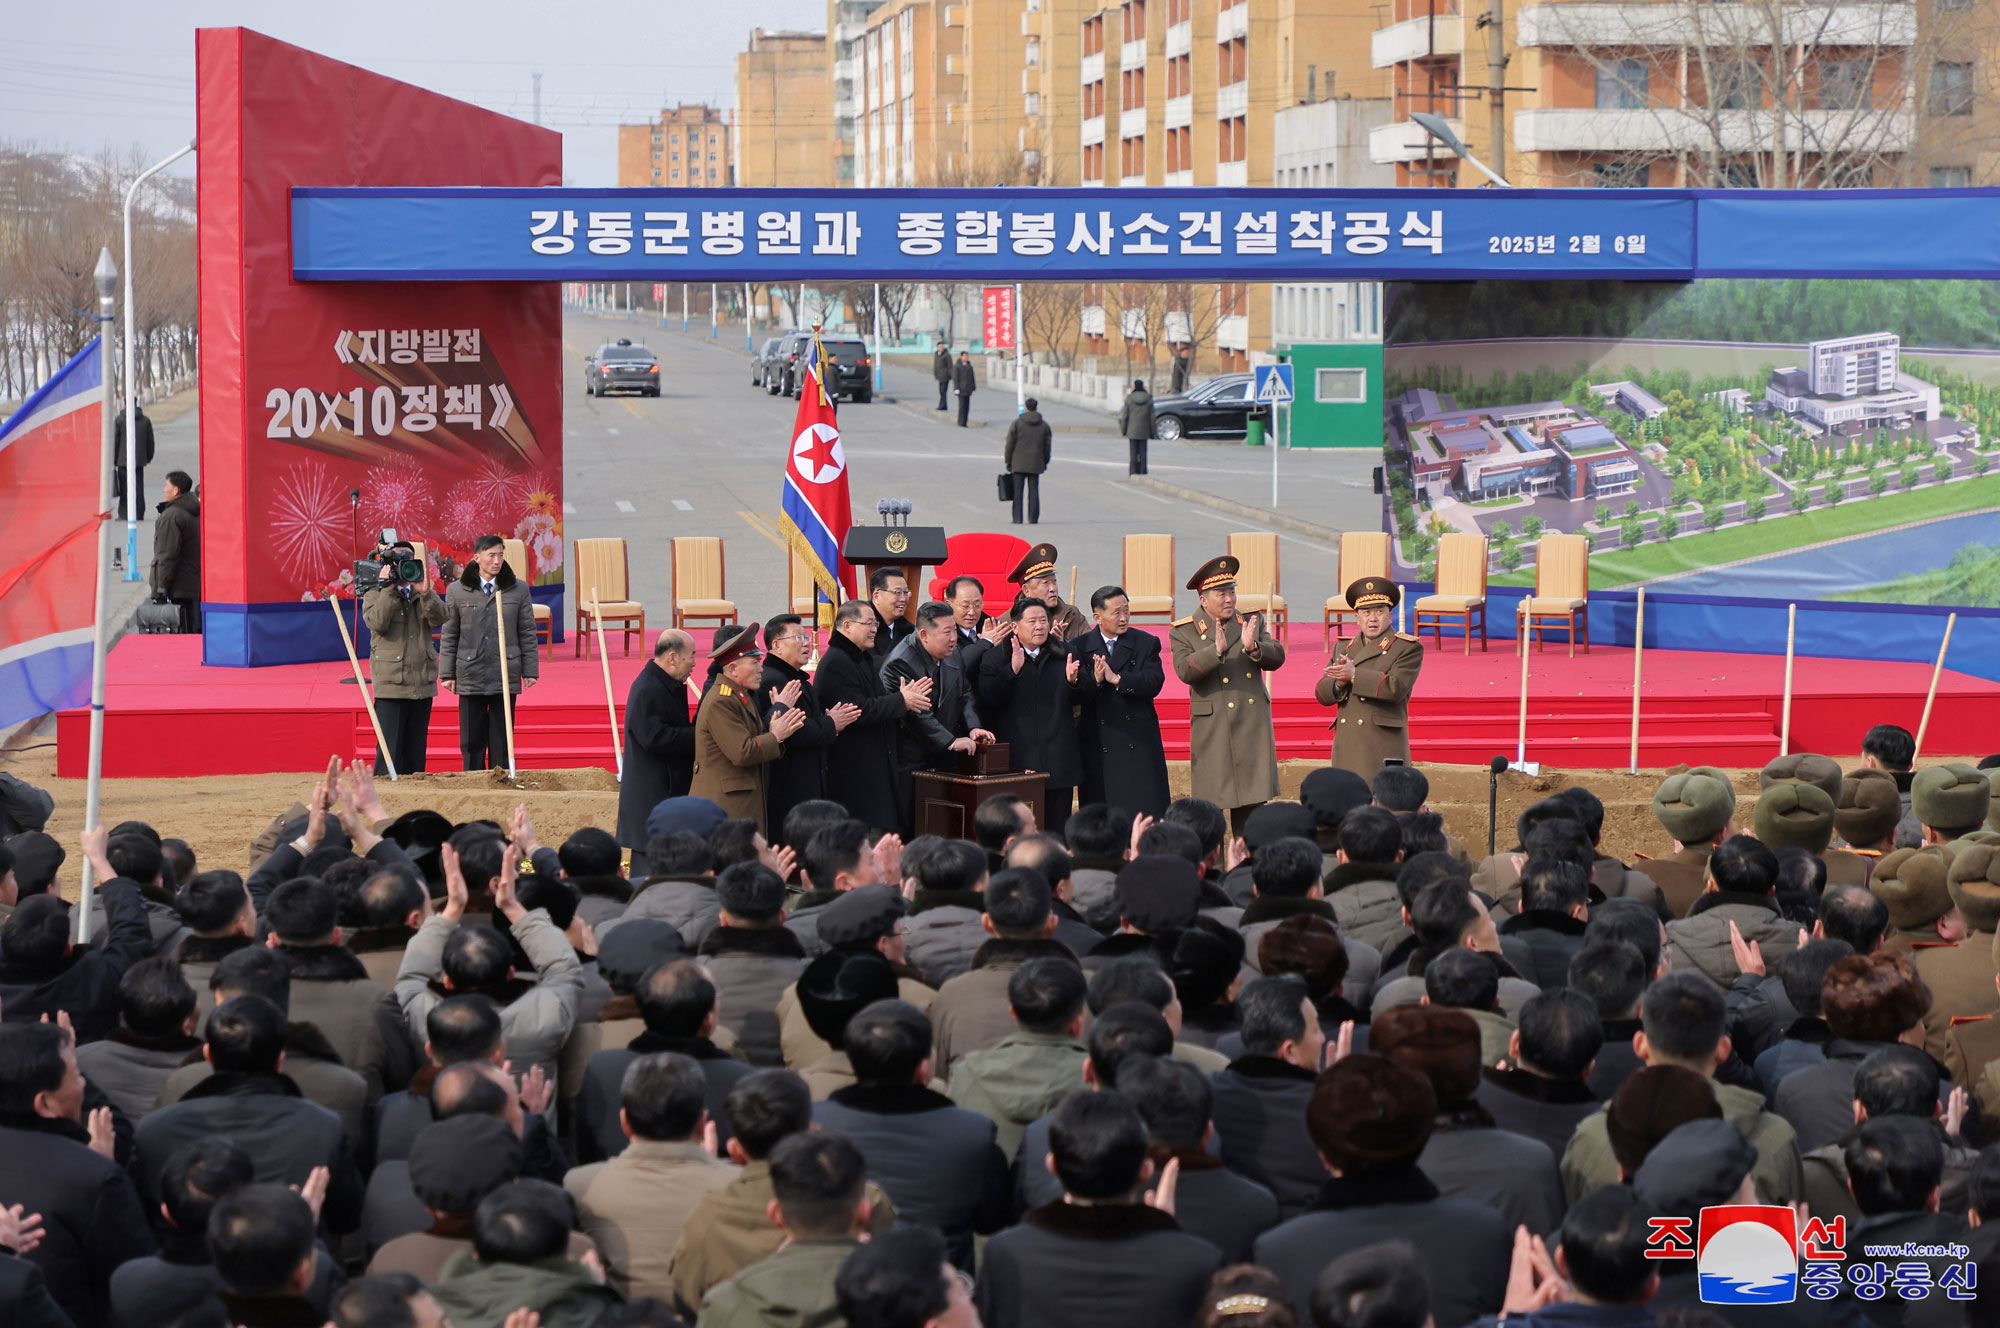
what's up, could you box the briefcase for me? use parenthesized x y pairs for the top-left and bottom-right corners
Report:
(135, 597), (182, 634)
(996, 473), (1015, 503)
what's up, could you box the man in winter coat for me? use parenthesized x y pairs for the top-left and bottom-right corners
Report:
(945, 957), (1089, 1162)
(881, 603), (994, 832)
(361, 544), (449, 775)
(1069, 586), (1170, 820)
(1118, 381), (1155, 475)
(1171, 555), (1285, 836)
(112, 403), (154, 519)
(440, 534), (539, 772)
(0, 1021), (156, 1328)
(758, 613), (861, 842)
(430, 1180), (622, 1328)
(616, 629), (697, 878)
(1665, 835), (1802, 987)
(814, 602), (933, 836)
(690, 626), (806, 836)
(0, 829), (153, 1042)
(953, 350), (977, 427)
(696, 1133), (876, 1328)
(933, 341), (952, 411)
(1003, 398), (1051, 524)
(976, 598), (1085, 834)
(151, 470), (201, 632)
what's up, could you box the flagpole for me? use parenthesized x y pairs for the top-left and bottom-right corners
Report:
(80, 252), (119, 944)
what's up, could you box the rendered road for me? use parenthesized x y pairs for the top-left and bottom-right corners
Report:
(561, 308), (1381, 639)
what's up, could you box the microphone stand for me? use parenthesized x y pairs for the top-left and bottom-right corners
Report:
(1488, 754), (1507, 857)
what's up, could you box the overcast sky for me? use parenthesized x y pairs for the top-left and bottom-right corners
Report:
(4, 0), (825, 186)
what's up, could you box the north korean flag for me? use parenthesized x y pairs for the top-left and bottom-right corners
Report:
(777, 333), (854, 610)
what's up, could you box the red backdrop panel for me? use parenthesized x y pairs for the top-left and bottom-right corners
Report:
(196, 28), (561, 664)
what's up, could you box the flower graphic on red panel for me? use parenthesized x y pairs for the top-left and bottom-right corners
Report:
(468, 454), (526, 518)
(268, 460), (350, 585)
(437, 481), (491, 547)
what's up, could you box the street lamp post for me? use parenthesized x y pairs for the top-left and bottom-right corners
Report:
(1410, 112), (1512, 188)
(81, 247), (120, 943)
(122, 140), (196, 581)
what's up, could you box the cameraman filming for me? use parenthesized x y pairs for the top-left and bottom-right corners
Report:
(360, 536), (449, 774)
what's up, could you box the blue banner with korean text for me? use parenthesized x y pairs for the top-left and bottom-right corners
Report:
(291, 186), (1697, 283)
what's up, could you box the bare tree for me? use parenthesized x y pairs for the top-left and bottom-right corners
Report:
(1021, 282), (1086, 366)
(1524, 0), (1971, 188)
(877, 283), (918, 342)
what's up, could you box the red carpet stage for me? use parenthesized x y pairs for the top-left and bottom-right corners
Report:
(58, 630), (2000, 778)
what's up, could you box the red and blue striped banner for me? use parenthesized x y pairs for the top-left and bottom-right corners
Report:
(778, 334), (854, 616)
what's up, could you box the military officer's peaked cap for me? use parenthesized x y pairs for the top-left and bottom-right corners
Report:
(1008, 543), (1060, 584)
(710, 623), (763, 666)
(1187, 555), (1240, 593)
(1345, 577), (1400, 610)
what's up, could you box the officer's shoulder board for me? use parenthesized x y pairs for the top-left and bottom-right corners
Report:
(1395, 632), (1419, 643)
(1952, 1014), (1995, 1027)
(1172, 616), (1195, 627)
(717, 683), (734, 697)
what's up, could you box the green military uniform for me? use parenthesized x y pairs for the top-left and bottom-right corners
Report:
(1006, 542), (1091, 641)
(1835, 770), (1903, 889)
(1912, 822), (2000, 1081)
(1170, 554), (1286, 815)
(688, 626), (786, 834)
(1316, 576), (1423, 777)
(1947, 1012), (2000, 1139)
(1870, 846), (1957, 956)
(1640, 767), (1739, 919)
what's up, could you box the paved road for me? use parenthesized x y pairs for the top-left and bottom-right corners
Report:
(563, 309), (1380, 641)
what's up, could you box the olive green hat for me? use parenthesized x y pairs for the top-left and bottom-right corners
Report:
(1758, 753), (1843, 804)
(1869, 847), (1955, 932)
(1946, 840), (2000, 935)
(1987, 769), (2000, 834)
(1836, 770), (1904, 850)
(1654, 771), (1736, 845)
(1913, 764), (1992, 834)
(1752, 783), (1835, 854)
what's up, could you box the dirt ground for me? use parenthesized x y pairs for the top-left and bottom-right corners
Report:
(5, 741), (1986, 881)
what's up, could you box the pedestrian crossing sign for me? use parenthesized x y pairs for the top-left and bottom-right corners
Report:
(1254, 364), (1295, 405)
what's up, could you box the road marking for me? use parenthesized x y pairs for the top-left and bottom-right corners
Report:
(606, 427), (620, 436)
(736, 510), (788, 551)
(672, 499), (693, 512)
(615, 501), (636, 513)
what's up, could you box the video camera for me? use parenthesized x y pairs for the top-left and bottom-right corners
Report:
(353, 529), (428, 592)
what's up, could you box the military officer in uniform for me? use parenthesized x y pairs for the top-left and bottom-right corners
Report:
(1316, 577), (1423, 778)
(1638, 768), (1739, 919)
(690, 625), (807, 834)
(1170, 554), (1286, 835)
(1007, 543), (1090, 642)
(1759, 754), (1873, 887)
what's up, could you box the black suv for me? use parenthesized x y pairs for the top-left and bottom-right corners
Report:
(583, 339), (659, 397)
(818, 338), (873, 403)
(753, 334), (801, 392)
(757, 333), (873, 402)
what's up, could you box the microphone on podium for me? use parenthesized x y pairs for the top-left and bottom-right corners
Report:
(1488, 755), (1509, 857)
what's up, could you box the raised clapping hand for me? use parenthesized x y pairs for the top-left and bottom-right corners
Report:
(771, 706), (808, 741)
(494, 842), (526, 923)
(1241, 613), (1262, 657)
(900, 676), (934, 714)
(1501, 1226), (1569, 1313)
(1127, 813), (1155, 861)
(0, 1205), (45, 1256)
(981, 618), (1013, 645)
(773, 679), (804, 709)
(1727, 919), (1765, 979)
(342, 759), (389, 824)
(1325, 655), (1356, 683)
(1010, 635), (1027, 673)
(1064, 654), (1080, 683)
(873, 833), (904, 883)
(1093, 654), (1122, 687)
(828, 702), (862, 733)
(439, 842), (471, 923)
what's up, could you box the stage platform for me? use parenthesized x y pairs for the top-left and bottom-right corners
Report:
(57, 629), (2000, 778)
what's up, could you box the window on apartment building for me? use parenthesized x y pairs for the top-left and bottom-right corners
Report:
(1220, 116), (1247, 163)
(1027, 39), (1041, 65)
(1220, 283), (1247, 316)
(1084, 141), (1104, 181)
(1819, 59), (1871, 110)
(1168, 0), (1190, 23)
(671, 152), (680, 162)
(1708, 60), (1755, 110)
(1026, 92), (1042, 115)
(671, 169), (681, 179)
(1932, 62), (1973, 115)
(1317, 369), (1367, 404)
(1932, 165), (1973, 187)
(1594, 160), (1648, 187)
(1125, 0), (1147, 43)
(1165, 125), (1190, 172)
(1084, 16), (1103, 56)
(1123, 135), (1146, 177)
(1217, 37), (1247, 86)
(1595, 59), (1648, 109)
(1123, 67), (1146, 108)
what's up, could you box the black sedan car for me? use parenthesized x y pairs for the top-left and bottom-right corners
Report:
(1149, 373), (1272, 441)
(583, 339), (659, 397)
(753, 334), (802, 391)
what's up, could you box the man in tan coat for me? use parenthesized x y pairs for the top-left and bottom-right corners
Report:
(1911, 819), (2000, 1080)
(1007, 543), (1089, 641)
(1170, 554), (1286, 835)
(690, 625), (806, 834)
(1317, 576), (1423, 778)
(563, 1051), (735, 1303)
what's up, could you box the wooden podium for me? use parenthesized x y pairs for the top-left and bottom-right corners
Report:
(910, 742), (1046, 839)
(842, 524), (949, 622)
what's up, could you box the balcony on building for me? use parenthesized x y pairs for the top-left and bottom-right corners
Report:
(1122, 37), (1147, 70)
(1219, 3), (1248, 40)
(1121, 105), (1148, 138)
(1513, 107), (1913, 154)
(1372, 7), (1464, 67)
(1166, 93), (1193, 129)
(1166, 19), (1192, 56)
(1082, 51), (1105, 83)
(1216, 160), (1248, 186)
(1218, 80), (1248, 119)
(1515, 1), (1915, 48)
(1083, 115), (1106, 146)
(1370, 115), (1468, 163)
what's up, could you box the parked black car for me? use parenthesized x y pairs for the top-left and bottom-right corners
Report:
(1149, 373), (1272, 441)
(583, 339), (660, 397)
(753, 334), (802, 392)
(757, 333), (873, 402)
(817, 338), (874, 403)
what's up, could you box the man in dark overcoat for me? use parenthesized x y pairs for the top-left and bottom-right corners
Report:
(1068, 585), (1169, 820)
(617, 627), (698, 876)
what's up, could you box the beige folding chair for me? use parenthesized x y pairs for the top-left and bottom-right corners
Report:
(1227, 532), (1288, 643)
(1412, 532), (1489, 654)
(501, 538), (552, 656)
(574, 537), (646, 657)
(1324, 531), (1390, 648)
(1121, 534), (1176, 624)
(669, 536), (738, 636)
(1525, 533), (1590, 657)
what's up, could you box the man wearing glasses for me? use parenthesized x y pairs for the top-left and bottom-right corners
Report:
(759, 613), (861, 843)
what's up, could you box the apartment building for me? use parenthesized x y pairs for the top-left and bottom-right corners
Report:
(1271, 97), (1395, 347)
(855, 0), (1088, 186)
(1076, 0), (1389, 369)
(616, 105), (732, 188)
(832, 1), (887, 184)
(735, 28), (834, 187)
(1369, 0), (1992, 188)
